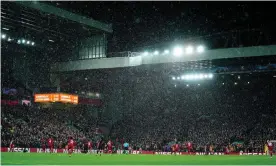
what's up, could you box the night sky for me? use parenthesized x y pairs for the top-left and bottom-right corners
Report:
(38, 2), (276, 51)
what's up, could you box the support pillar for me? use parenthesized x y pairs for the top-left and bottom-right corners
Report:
(50, 73), (61, 92)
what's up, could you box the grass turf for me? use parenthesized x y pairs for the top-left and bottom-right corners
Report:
(1, 153), (275, 165)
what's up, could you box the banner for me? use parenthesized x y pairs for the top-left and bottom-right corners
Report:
(1, 100), (19, 106)
(2, 147), (273, 155)
(2, 88), (17, 95)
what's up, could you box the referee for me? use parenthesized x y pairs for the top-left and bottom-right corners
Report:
(123, 142), (129, 154)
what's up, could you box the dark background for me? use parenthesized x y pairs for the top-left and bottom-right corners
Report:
(47, 2), (276, 51)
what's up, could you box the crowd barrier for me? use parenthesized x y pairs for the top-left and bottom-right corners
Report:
(1, 147), (272, 155)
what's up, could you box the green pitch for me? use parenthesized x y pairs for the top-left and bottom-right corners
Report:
(1, 153), (275, 165)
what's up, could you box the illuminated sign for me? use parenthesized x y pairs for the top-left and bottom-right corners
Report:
(34, 93), (78, 104)
(1, 100), (19, 106)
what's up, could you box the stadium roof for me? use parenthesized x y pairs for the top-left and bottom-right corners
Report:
(51, 45), (276, 72)
(14, 1), (112, 33)
(1, 1), (112, 53)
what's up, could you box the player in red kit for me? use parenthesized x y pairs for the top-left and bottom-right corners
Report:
(267, 140), (274, 159)
(48, 138), (54, 153)
(175, 143), (179, 155)
(187, 141), (192, 154)
(87, 141), (92, 153)
(107, 140), (112, 154)
(9, 140), (14, 152)
(68, 137), (74, 157)
(171, 144), (176, 155)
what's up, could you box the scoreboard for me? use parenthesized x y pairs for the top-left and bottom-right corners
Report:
(34, 93), (78, 104)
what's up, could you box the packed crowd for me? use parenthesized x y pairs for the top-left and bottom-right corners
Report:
(109, 76), (276, 152)
(1, 75), (276, 153)
(1, 105), (97, 148)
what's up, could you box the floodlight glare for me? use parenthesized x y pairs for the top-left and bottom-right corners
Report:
(172, 77), (176, 80)
(199, 74), (204, 79)
(8, 38), (11, 41)
(173, 46), (183, 56)
(164, 50), (170, 54)
(143, 51), (149, 56)
(186, 75), (192, 80)
(31, 42), (35, 45)
(154, 50), (159, 55)
(208, 74), (213, 79)
(197, 45), (204, 53)
(1, 34), (6, 39)
(27, 41), (30, 44)
(194, 74), (200, 79)
(22, 39), (26, 43)
(186, 46), (194, 54)
(190, 75), (196, 80)
(177, 73), (215, 81)
(17, 40), (21, 44)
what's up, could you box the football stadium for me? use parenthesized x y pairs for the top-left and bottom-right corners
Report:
(1, 1), (276, 165)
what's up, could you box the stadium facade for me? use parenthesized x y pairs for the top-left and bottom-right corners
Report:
(1, 1), (111, 106)
(2, 1), (276, 135)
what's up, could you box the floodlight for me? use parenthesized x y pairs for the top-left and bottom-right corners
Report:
(27, 41), (30, 44)
(154, 50), (159, 55)
(208, 74), (213, 79)
(185, 46), (194, 54)
(199, 74), (204, 79)
(1, 34), (6, 39)
(143, 51), (149, 56)
(31, 42), (35, 46)
(22, 39), (26, 43)
(173, 46), (183, 56)
(190, 75), (196, 80)
(186, 75), (192, 80)
(197, 45), (204, 53)
(164, 50), (170, 54)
